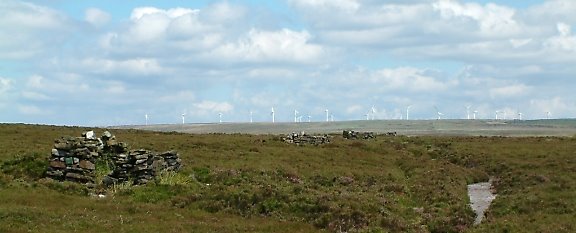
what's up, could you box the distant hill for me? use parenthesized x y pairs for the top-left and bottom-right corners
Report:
(116, 119), (576, 136)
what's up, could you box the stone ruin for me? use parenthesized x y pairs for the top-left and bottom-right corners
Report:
(282, 132), (330, 145)
(342, 130), (375, 140)
(46, 130), (181, 186)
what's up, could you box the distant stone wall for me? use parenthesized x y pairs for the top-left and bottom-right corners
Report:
(342, 130), (375, 139)
(282, 132), (330, 145)
(46, 130), (181, 186)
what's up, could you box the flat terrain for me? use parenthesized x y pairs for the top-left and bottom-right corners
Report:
(1, 123), (575, 232)
(118, 119), (576, 136)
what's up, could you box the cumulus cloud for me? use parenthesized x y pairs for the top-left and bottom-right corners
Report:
(0, 78), (12, 94)
(85, 8), (111, 27)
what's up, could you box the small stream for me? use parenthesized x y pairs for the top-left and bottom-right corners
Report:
(467, 179), (497, 225)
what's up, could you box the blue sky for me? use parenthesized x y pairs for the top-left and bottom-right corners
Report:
(1, 0), (576, 126)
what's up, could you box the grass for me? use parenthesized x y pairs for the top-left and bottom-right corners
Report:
(0, 123), (575, 232)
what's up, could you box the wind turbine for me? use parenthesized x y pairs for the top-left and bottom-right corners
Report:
(371, 106), (376, 120)
(365, 113), (369, 120)
(434, 106), (443, 120)
(473, 110), (478, 120)
(294, 109), (299, 123)
(218, 112), (223, 123)
(465, 105), (471, 120)
(545, 111), (551, 119)
(325, 109), (329, 122)
(406, 105), (412, 120)
(330, 114), (334, 122)
(495, 110), (500, 120)
(308, 115), (311, 122)
(249, 111), (253, 123)
(271, 107), (275, 123)
(145, 114), (149, 126)
(181, 112), (186, 124)
(518, 112), (523, 120)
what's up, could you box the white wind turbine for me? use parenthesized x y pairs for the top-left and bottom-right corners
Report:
(434, 106), (443, 120)
(465, 105), (471, 120)
(145, 113), (149, 126)
(473, 110), (478, 120)
(181, 112), (186, 124)
(271, 107), (275, 123)
(495, 110), (500, 120)
(518, 112), (523, 120)
(325, 109), (329, 122)
(330, 114), (334, 122)
(365, 113), (369, 120)
(371, 106), (376, 120)
(294, 109), (299, 123)
(545, 111), (551, 119)
(249, 111), (253, 123)
(308, 115), (311, 122)
(406, 105), (412, 120)
(218, 112), (223, 123)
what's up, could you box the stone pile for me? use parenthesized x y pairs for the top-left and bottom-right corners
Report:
(342, 130), (375, 139)
(46, 130), (182, 186)
(46, 131), (103, 184)
(282, 132), (330, 145)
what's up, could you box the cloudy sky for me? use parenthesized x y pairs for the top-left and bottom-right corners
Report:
(1, 0), (575, 126)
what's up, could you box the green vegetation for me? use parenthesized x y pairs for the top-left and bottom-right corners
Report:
(0, 123), (574, 232)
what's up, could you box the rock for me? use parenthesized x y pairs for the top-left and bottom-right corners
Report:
(102, 131), (113, 139)
(84, 131), (96, 139)
(79, 160), (95, 170)
(50, 160), (66, 169)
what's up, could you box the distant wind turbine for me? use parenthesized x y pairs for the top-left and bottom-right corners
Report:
(145, 114), (149, 126)
(249, 111), (253, 123)
(465, 105), (471, 120)
(406, 105), (412, 120)
(473, 110), (478, 120)
(518, 112), (523, 120)
(325, 109), (329, 122)
(181, 113), (186, 124)
(371, 106), (376, 120)
(434, 106), (443, 120)
(218, 112), (223, 123)
(495, 110), (500, 120)
(545, 111), (551, 119)
(308, 115), (311, 122)
(294, 109), (299, 123)
(271, 107), (275, 123)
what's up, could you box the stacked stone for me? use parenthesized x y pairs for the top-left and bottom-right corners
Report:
(343, 130), (375, 139)
(153, 150), (182, 172)
(103, 149), (155, 185)
(46, 131), (102, 184)
(282, 132), (330, 145)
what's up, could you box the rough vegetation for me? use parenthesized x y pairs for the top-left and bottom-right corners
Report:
(0, 123), (574, 232)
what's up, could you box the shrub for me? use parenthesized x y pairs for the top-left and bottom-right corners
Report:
(1, 153), (47, 181)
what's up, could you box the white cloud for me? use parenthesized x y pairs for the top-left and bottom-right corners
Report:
(211, 29), (325, 63)
(18, 105), (45, 115)
(85, 8), (111, 27)
(489, 84), (530, 99)
(192, 101), (234, 115)
(0, 78), (12, 94)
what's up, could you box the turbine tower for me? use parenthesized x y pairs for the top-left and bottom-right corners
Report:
(250, 111), (253, 123)
(495, 110), (500, 120)
(473, 110), (478, 120)
(294, 109), (299, 123)
(308, 115), (311, 122)
(181, 113), (186, 124)
(545, 111), (551, 119)
(518, 112), (523, 120)
(145, 114), (149, 126)
(371, 106), (376, 120)
(406, 105), (412, 120)
(271, 107), (275, 123)
(325, 109), (329, 122)
(365, 113), (369, 120)
(218, 112), (223, 123)
(465, 105), (471, 120)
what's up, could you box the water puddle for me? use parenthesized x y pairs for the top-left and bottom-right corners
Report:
(467, 179), (496, 225)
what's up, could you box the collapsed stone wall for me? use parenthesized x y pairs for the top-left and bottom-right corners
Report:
(282, 132), (330, 145)
(342, 130), (375, 140)
(46, 130), (181, 186)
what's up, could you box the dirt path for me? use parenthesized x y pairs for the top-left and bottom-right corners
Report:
(468, 180), (496, 225)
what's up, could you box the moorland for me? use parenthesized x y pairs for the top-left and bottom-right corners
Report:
(0, 123), (574, 232)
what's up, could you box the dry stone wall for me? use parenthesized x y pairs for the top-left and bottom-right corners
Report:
(282, 132), (330, 145)
(46, 130), (181, 186)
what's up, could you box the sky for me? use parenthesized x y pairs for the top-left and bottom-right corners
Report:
(1, 0), (575, 126)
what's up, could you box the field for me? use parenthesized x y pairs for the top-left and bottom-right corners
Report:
(1, 122), (575, 232)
